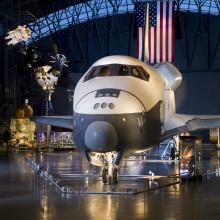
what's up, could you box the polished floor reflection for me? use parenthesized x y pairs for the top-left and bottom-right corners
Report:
(0, 147), (220, 219)
(27, 151), (180, 194)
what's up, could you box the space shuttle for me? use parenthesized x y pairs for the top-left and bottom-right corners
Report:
(35, 55), (220, 184)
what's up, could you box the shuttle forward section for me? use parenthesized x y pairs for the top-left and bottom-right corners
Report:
(73, 101), (163, 152)
(74, 89), (146, 115)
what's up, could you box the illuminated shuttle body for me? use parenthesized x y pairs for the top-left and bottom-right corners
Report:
(36, 55), (220, 184)
(74, 56), (165, 152)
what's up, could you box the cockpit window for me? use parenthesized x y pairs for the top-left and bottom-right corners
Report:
(119, 66), (129, 76)
(100, 66), (110, 76)
(131, 67), (142, 78)
(84, 68), (97, 81)
(138, 66), (150, 81)
(84, 64), (150, 82)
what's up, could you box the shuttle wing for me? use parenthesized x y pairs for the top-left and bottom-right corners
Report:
(33, 116), (73, 129)
(164, 114), (220, 136)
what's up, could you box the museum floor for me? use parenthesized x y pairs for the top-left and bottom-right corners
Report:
(1, 149), (220, 220)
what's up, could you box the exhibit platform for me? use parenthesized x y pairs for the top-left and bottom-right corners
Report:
(24, 145), (218, 195)
(26, 153), (180, 195)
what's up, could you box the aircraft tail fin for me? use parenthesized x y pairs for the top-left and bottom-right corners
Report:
(163, 89), (176, 118)
(154, 62), (182, 119)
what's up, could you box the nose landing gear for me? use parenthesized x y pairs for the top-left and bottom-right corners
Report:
(85, 151), (122, 184)
(112, 167), (119, 183)
(102, 168), (108, 184)
(101, 166), (119, 184)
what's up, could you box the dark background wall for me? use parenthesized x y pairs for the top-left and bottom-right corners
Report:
(175, 72), (220, 115)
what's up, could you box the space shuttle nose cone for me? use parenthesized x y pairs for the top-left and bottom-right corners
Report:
(84, 121), (118, 151)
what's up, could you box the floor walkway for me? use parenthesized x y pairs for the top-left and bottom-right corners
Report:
(0, 151), (220, 220)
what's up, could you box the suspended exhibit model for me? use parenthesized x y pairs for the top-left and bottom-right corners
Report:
(34, 54), (68, 147)
(10, 99), (36, 148)
(34, 54), (68, 116)
(5, 25), (31, 46)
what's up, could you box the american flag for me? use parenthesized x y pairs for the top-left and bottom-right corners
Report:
(147, 0), (175, 63)
(134, 1), (147, 60)
(135, 1), (175, 64)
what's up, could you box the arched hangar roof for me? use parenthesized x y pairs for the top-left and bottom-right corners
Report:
(26, 0), (220, 45)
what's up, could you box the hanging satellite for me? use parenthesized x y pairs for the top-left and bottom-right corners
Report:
(34, 53), (68, 145)
(35, 65), (60, 91)
(5, 25), (31, 46)
(50, 54), (68, 72)
(35, 54), (68, 91)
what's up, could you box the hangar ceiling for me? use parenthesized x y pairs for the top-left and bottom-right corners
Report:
(1, 0), (220, 37)
(0, 1), (86, 27)
(24, 0), (220, 45)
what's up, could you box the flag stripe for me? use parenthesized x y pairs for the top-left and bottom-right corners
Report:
(150, 28), (154, 63)
(172, 1), (175, 61)
(144, 3), (149, 63)
(156, 1), (160, 63)
(136, 30), (139, 59)
(168, 0), (172, 62)
(160, 2), (163, 63)
(138, 27), (143, 60)
(166, 1), (169, 62)
(162, 1), (166, 62)
(149, 26), (151, 63)
(154, 25), (156, 63)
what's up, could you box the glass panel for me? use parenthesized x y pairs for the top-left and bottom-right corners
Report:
(118, 66), (129, 76)
(138, 66), (150, 81)
(99, 66), (110, 76)
(84, 68), (97, 81)
(131, 67), (141, 78)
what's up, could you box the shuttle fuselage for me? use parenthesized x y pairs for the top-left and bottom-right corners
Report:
(73, 56), (165, 153)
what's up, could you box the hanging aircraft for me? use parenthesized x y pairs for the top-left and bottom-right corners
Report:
(35, 55), (220, 184)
